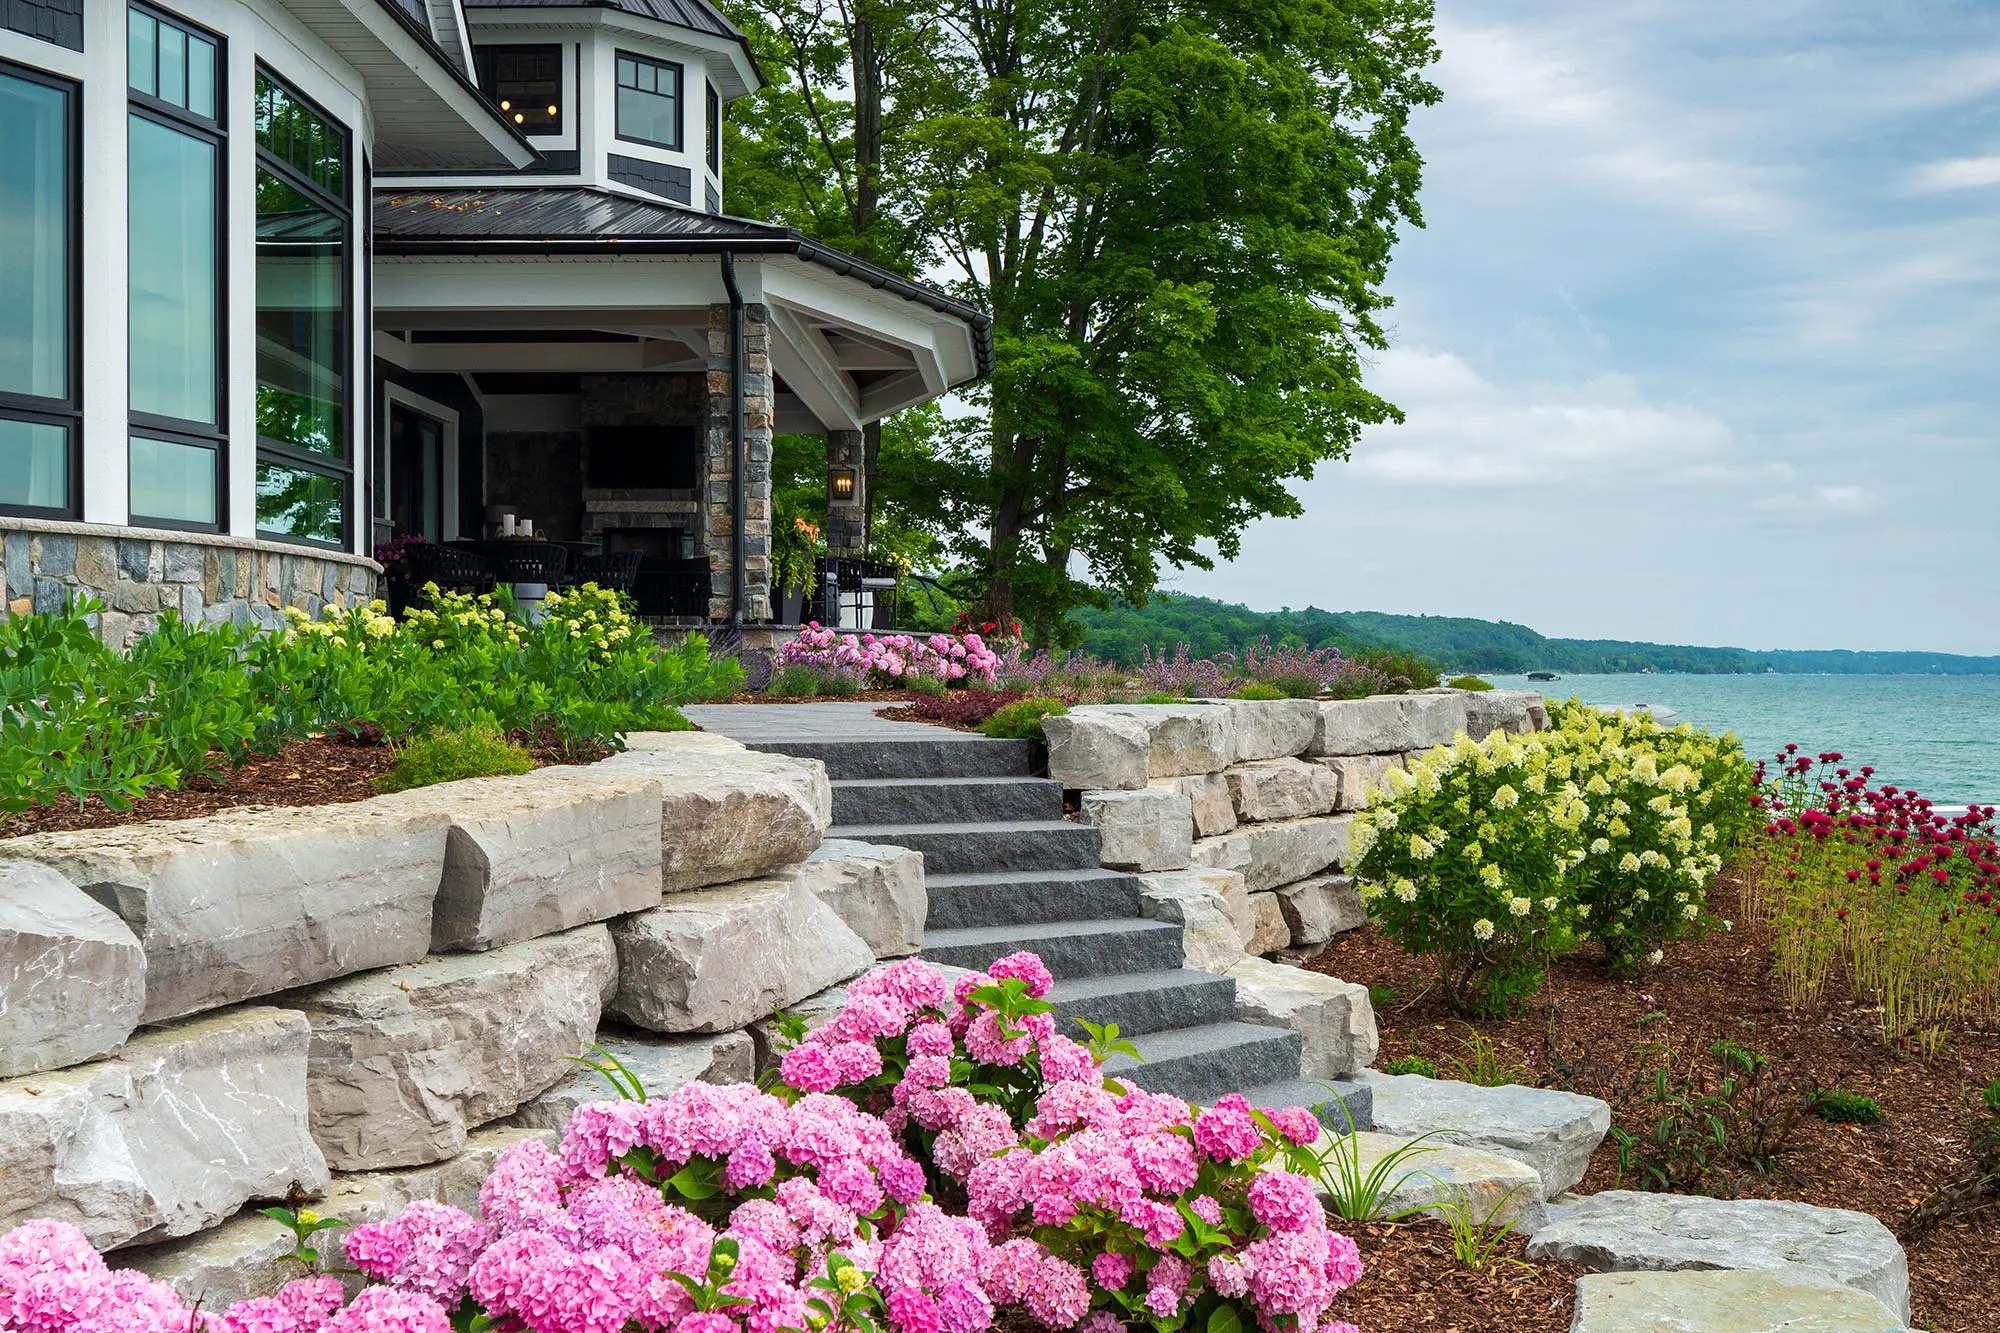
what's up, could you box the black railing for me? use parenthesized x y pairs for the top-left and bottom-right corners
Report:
(804, 557), (901, 629)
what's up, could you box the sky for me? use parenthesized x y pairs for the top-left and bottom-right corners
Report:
(1172, 0), (2000, 655)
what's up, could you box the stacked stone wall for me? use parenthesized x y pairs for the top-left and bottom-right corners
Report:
(1043, 688), (1549, 1080)
(2, 518), (379, 650)
(0, 730), (925, 1304)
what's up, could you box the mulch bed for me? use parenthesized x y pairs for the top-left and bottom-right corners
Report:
(1305, 878), (2000, 1333)
(0, 734), (603, 840)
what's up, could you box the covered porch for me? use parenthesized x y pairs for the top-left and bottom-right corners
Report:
(368, 187), (990, 623)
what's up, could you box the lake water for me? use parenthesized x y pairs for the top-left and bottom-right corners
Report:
(1480, 673), (2000, 809)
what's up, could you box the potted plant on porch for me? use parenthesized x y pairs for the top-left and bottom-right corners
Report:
(772, 513), (827, 624)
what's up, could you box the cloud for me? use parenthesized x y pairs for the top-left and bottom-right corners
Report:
(1752, 484), (1875, 514)
(1911, 155), (2000, 191)
(1355, 348), (1732, 488)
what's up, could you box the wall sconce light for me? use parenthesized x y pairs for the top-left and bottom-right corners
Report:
(830, 468), (857, 500)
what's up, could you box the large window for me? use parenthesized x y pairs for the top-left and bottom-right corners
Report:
(474, 45), (562, 134)
(706, 81), (720, 174)
(254, 70), (352, 547)
(615, 51), (680, 150)
(128, 3), (225, 529)
(0, 62), (78, 517)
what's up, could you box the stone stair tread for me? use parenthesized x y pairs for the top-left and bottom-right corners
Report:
(925, 918), (1182, 950)
(1045, 969), (1240, 1037)
(1104, 1020), (1302, 1070)
(1233, 1078), (1375, 1131)
(924, 867), (1135, 889)
(831, 819), (1085, 838)
(832, 776), (1061, 790)
(1048, 968), (1230, 1006)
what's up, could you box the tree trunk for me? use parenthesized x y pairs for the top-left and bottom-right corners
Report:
(862, 418), (881, 551)
(849, 6), (881, 253)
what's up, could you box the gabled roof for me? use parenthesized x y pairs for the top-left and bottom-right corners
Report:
(372, 186), (993, 378)
(463, 0), (759, 87)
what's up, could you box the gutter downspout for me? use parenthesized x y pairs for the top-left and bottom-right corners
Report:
(720, 253), (746, 625)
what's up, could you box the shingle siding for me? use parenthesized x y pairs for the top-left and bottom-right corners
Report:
(5, 0), (84, 51)
(607, 153), (692, 205)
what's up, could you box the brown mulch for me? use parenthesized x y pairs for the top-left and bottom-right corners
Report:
(718, 689), (936, 704)
(0, 734), (603, 840)
(1305, 878), (2000, 1333)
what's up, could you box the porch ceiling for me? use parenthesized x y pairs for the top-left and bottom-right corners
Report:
(372, 188), (991, 429)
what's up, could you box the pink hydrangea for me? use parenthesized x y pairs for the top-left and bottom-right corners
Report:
(322, 1287), (452, 1333)
(986, 952), (1054, 999)
(1248, 1170), (1321, 1233)
(779, 1042), (843, 1093)
(1090, 1252), (1133, 1290)
(906, 1021), (955, 1057)
(1191, 1101), (1261, 1163)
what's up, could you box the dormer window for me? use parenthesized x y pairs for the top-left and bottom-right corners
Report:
(475, 44), (562, 134)
(615, 51), (680, 150)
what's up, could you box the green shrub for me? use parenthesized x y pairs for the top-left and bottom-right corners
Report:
(765, 663), (860, 698)
(1266, 673), (1322, 699)
(1138, 691), (1185, 704)
(374, 725), (535, 793)
(629, 706), (696, 733)
(1229, 681), (1286, 701)
(1809, 1088), (1884, 1125)
(981, 697), (1069, 741)
(1382, 1056), (1439, 1079)
(1354, 647), (1443, 694)
(1447, 675), (1494, 691)
(1350, 729), (1581, 1016)
(904, 673), (948, 696)
(1367, 984), (1400, 1010)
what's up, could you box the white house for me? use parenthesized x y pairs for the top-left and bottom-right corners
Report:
(0, 0), (989, 638)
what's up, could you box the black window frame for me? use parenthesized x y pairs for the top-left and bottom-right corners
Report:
(0, 58), (83, 521)
(473, 43), (564, 136)
(252, 64), (355, 551)
(614, 50), (682, 151)
(126, 1), (229, 535)
(705, 80), (720, 174)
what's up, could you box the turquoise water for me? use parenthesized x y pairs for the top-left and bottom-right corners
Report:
(1481, 673), (2000, 809)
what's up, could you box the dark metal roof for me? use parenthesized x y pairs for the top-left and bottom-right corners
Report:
(464, 0), (753, 64)
(373, 187), (993, 378)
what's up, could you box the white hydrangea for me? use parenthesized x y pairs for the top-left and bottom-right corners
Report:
(1590, 837), (1611, 856)
(1490, 784), (1520, 810)
(1473, 918), (1495, 941)
(1618, 852), (1642, 874)
(1647, 948), (1664, 966)
(1508, 895), (1531, 916)
(1479, 862), (1504, 888)
(1392, 877), (1419, 902)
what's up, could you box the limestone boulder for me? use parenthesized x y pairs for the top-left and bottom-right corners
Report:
(1315, 1133), (1543, 1225)
(506, 1030), (754, 1131)
(1227, 957), (1377, 1077)
(1088, 703), (1236, 778)
(1151, 773), (1237, 837)
(1082, 788), (1194, 872)
(372, 769), (664, 953)
(1225, 758), (1338, 823)
(610, 877), (873, 1034)
(1462, 689), (1548, 740)
(1568, 1271), (1909, 1333)
(1312, 694), (1469, 757)
(1316, 754), (1406, 812)
(1, 804), (450, 1023)
(1274, 874), (1366, 946)
(1240, 891), (1291, 955)
(1525, 1191), (1911, 1322)
(794, 839), (927, 958)
(0, 1007), (328, 1250)
(1191, 814), (1353, 892)
(1213, 698), (1321, 763)
(595, 738), (828, 891)
(282, 925), (618, 1171)
(1355, 1069), (1611, 1198)
(1042, 711), (1151, 791)
(0, 861), (147, 1076)
(129, 1124), (557, 1308)
(1135, 869), (1249, 974)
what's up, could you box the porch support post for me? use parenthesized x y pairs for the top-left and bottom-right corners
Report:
(706, 299), (774, 620)
(826, 428), (867, 555)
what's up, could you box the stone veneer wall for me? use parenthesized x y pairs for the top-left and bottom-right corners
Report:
(2, 518), (380, 650)
(705, 301), (774, 621)
(0, 731), (925, 1307)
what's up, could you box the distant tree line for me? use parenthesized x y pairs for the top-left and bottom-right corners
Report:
(1070, 596), (2000, 675)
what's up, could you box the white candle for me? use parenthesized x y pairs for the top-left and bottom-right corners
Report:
(520, 519), (534, 538)
(501, 513), (516, 536)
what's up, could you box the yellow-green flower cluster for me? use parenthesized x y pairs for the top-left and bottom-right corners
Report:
(541, 583), (640, 667)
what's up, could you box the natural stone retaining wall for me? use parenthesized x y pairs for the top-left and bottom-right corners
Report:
(2, 517), (379, 650)
(0, 726), (919, 1288)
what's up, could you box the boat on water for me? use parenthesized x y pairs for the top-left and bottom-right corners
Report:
(1527, 671), (1560, 681)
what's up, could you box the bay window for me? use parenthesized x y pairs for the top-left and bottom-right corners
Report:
(615, 51), (680, 150)
(0, 61), (78, 517)
(128, 2), (225, 529)
(254, 70), (351, 546)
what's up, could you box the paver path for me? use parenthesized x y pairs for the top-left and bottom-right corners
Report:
(685, 703), (1370, 1123)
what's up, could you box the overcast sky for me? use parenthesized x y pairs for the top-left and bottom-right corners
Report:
(1173, 0), (2000, 655)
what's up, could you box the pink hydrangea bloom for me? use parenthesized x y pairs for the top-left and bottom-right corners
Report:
(1248, 1170), (1321, 1233)
(1191, 1102), (1261, 1163)
(1091, 1251), (1133, 1290)
(987, 952), (1054, 999)
(322, 1286), (453, 1333)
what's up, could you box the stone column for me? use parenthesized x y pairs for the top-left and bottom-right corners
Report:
(706, 301), (774, 621)
(825, 428), (867, 555)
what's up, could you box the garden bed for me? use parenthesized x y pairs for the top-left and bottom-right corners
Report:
(1306, 878), (2000, 1333)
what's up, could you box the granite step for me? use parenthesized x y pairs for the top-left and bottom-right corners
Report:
(1047, 969), (1238, 1037)
(830, 820), (1101, 875)
(925, 868), (1142, 929)
(753, 737), (1036, 781)
(1238, 1078), (1375, 1132)
(1104, 1021), (1307, 1103)
(922, 918), (1185, 979)
(831, 776), (1064, 826)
